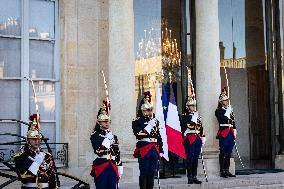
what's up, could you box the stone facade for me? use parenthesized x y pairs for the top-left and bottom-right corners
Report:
(57, 0), (263, 182)
(60, 0), (137, 180)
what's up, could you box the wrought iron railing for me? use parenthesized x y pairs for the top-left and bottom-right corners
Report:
(0, 142), (68, 169)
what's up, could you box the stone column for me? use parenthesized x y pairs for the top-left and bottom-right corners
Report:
(60, 0), (101, 178)
(108, 0), (138, 182)
(195, 0), (234, 176)
(275, 0), (284, 169)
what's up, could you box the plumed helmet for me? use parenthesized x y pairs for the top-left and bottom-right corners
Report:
(29, 113), (40, 129)
(141, 100), (153, 111)
(29, 113), (40, 122)
(143, 91), (152, 103)
(97, 111), (110, 122)
(97, 101), (111, 122)
(219, 87), (229, 102)
(186, 95), (196, 107)
(26, 129), (42, 139)
(26, 113), (42, 139)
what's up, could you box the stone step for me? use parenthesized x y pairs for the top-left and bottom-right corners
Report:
(149, 176), (284, 189)
(4, 172), (284, 189)
(58, 173), (284, 189)
(226, 184), (284, 189)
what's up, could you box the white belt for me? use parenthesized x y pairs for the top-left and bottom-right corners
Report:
(99, 154), (116, 160)
(184, 129), (196, 136)
(22, 183), (48, 188)
(220, 124), (233, 127)
(138, 138), (157, 142)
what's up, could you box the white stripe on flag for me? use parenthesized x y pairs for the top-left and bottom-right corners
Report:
(155, 80), (169, 161)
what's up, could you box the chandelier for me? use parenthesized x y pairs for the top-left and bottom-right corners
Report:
(161, 18), (181, 82)
(135, 18), (181, 84)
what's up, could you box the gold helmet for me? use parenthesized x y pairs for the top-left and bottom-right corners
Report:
(140, 100), (153, 111)
(219, 87), (229, 102)
(97, 111), (110, 122)
(97, 101), (111, 122)
(186, 95), (196, 107)
(27, 113), (42, 139)
(26, 129), (42, 139)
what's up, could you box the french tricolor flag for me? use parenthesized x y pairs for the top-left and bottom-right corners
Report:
(155, 80), (169, 161)
(166, 84), (186, 159)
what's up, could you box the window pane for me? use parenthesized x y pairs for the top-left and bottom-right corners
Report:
(29, 81), (55, 120)
(0, 80), (21, 119)
(0, 38), (21, 78)
(0, 123), (22, 161)
(134, 0), (162, 113)
(29, 40), (54, 78)
(29, 0), (55, 39)
(39, 123), (56, 144)
(0, 0), (21, 36)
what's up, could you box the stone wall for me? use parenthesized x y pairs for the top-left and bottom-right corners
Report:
(60, 0), (136, 180)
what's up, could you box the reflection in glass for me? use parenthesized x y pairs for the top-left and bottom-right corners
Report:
(0, 38), (21, 78)
(161, 18), (181, 82)
(29, 40), (54, 78)
(219, 0), (246, 69)
(134, 0), (162, 111)
(134, 0), (183, 113)
(0, 80), (21, 119)
(0, 0), (21, 36)
(29, 0), (55, 39)
(29, 81), (55, 120)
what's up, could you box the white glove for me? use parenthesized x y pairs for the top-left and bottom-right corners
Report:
(106, 131), (114, 140)
(28, 152), (45, 175)
(201, 137), (206, 146)
(191, 112), (198, 124)
(160, 153), (164, 157)
(118, 166), (123, 178)
(224, 106), (232, 118)
(144, 118), (157, 134)
(233, 129), (237, 138)
(149, 118), (157, 126)
(102, 138), (111, 149)
(106, 131), (115, 144)
(34, 152), (45, 165)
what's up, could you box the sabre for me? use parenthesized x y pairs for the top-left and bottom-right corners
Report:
(186, 66), (208, 182)
(157, 160), (161, 189)
(23, 77), (60, 187)
(200, 148), (208, 182)
(101, 70), (110, 114)
(223, 66), (245, 168)
(23, 77), (40, 129)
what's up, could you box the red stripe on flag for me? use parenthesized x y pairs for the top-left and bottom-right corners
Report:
(166, 125), (186, 159)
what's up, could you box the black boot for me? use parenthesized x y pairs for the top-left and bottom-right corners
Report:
(187, 162), (193, 184)
(225, 154), (236, 177)
(219, 154), (227, 178)
(146, 176), (154, 189)
(192, 160), (202, 184)
(139, 176), (147, 189)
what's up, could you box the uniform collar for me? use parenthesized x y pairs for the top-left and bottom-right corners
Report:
(99, 128), (108, 134)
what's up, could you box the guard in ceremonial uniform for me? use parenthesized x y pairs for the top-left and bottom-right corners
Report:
(132, 98), (163, 189)
(137, 91), (152, 117)
(14, 114), (58, 189)
(90, 103), (123, 189)
(181, 96), (206, 184)
(215, 88), (237, 178)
